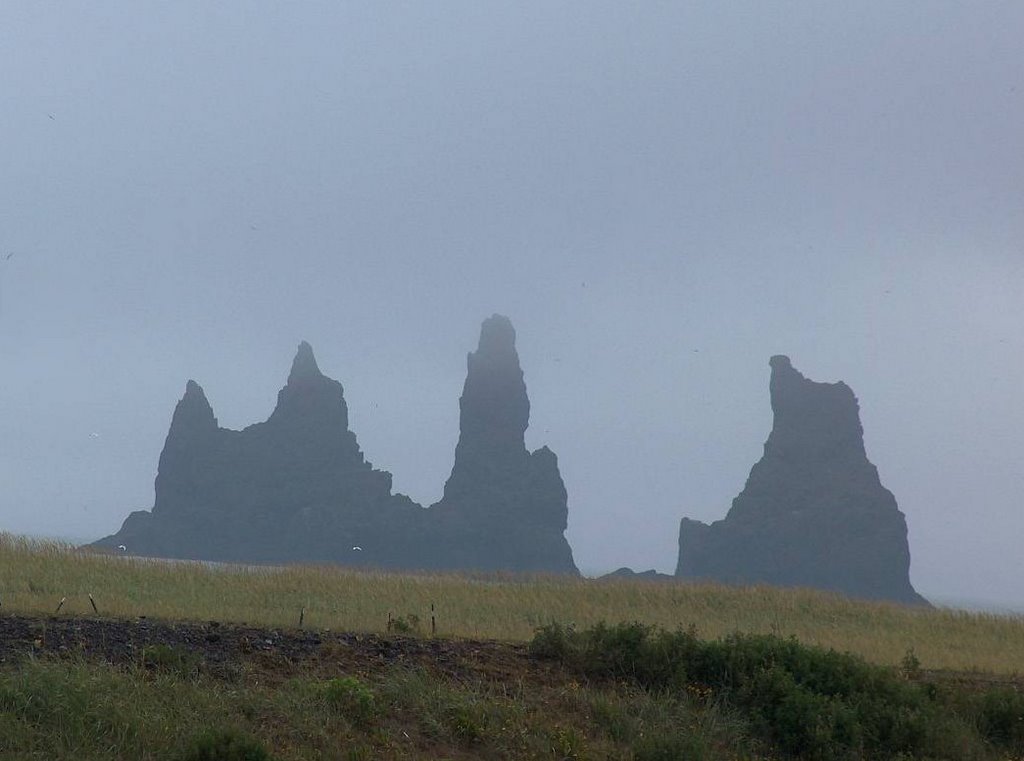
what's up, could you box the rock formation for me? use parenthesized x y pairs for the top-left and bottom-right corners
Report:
(676, 356), (927, 606)
(94, 316), (578, 575)
(423, 315), (577, 573)
(599, 567), (676, 583)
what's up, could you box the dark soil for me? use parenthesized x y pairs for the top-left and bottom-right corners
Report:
(1, 613), (1016, 694)
(0, 613), (540, 685)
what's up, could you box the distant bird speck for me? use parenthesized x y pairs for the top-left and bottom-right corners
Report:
(352, 546), (362, 551)
(89, 432), (100, 439)
(47, 114), (54, 120)
(3, 253), (12, 261)
(117, 544), (127, 552)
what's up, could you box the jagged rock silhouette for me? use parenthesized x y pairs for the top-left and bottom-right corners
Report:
(676, 356), (927, 605)
(94, 316), (578, 574)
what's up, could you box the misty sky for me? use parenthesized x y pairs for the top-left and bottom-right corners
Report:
(1, 3), (1022, 606)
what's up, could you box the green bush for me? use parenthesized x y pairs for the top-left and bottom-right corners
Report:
(974, 686), (1024, 748)
(322, 676), (377, 727)
(181, 728), (272, 761)
(530, 622), (960, 759)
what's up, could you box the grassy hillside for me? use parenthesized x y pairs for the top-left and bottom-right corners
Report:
(2, 614), (1024, 760)
(3, 534), (1024, 674)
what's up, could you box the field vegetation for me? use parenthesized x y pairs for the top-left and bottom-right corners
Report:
(4, 535), (1024, 759)
(3, 534), (1024, 673)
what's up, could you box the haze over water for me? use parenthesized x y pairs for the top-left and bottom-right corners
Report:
(1, 3), (1022, 607)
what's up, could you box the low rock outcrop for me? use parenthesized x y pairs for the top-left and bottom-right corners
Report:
(599, 568), (676, 583)
(676, 356), (927, 605)
(94, 317), (578, 574)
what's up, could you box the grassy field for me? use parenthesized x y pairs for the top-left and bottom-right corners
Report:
(3, 533), (1024, 675)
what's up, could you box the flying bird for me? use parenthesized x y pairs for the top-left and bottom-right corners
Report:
(352, 546), (362, 551)
(117, 544), (127, 552)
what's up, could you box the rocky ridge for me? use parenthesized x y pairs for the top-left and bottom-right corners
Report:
(95, 316), (578, 574)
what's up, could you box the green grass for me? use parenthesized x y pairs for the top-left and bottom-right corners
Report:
(4, 533), (1024, 674)
(0, 652), (745, 760)
(531, 621), (1024, 760)
(4, 622), (1024, 760)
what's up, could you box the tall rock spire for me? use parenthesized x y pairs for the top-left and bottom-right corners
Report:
(443, 314), (531, 500)
(432, 315), (578, 574)
(677, 356), (927, 605)
(153, 380), (218, 516)
(288, 340), (322, 383)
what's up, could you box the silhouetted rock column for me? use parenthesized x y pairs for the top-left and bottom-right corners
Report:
(431, 315), (579, 573)
(676, 355), (928, 605)
(443, 315), (530, 502)
(152, 380), (218, 518)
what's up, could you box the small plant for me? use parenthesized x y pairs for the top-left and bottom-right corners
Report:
(180, 727), (273, 761)
(901, 646), (922, 679)
(549, 724), (587, 759)
(446, 704), (486, 743)
(322, 676), (377, 727)
(388, 613), (421, 635)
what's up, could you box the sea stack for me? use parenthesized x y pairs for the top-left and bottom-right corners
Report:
(98, 342), (404, 564)
(676, 356), (927, 605)
(426, 315), (579, 574)
(94, 318), (579, 575)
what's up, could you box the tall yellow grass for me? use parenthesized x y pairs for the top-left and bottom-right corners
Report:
(2, 533), (1022, 674)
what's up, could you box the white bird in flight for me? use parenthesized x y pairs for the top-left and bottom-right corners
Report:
(352, 546), (362, 551)
(117, 544), (127, 552)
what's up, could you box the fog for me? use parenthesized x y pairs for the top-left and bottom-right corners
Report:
(1, 3), (1022, 606)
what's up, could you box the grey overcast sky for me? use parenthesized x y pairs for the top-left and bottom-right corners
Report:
(1, 2), (1022, 606)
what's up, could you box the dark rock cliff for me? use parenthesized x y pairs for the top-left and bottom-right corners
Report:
(676, 356), (927, 606)
(94, 317), (578, 574)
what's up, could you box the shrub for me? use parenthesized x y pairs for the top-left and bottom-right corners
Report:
(974, 686), (1024, 748)
(387, 613), (421, 634)
(531, 622), (957, 759)
(322, 676), (377, 727)
(180, 728), (273, 761)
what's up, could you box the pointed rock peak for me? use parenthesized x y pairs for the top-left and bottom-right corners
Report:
(184, 379), (206, 398)
(170, 379), (217, 433)
(476, 314), (517, 357)
(288, 341), (322, 384)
